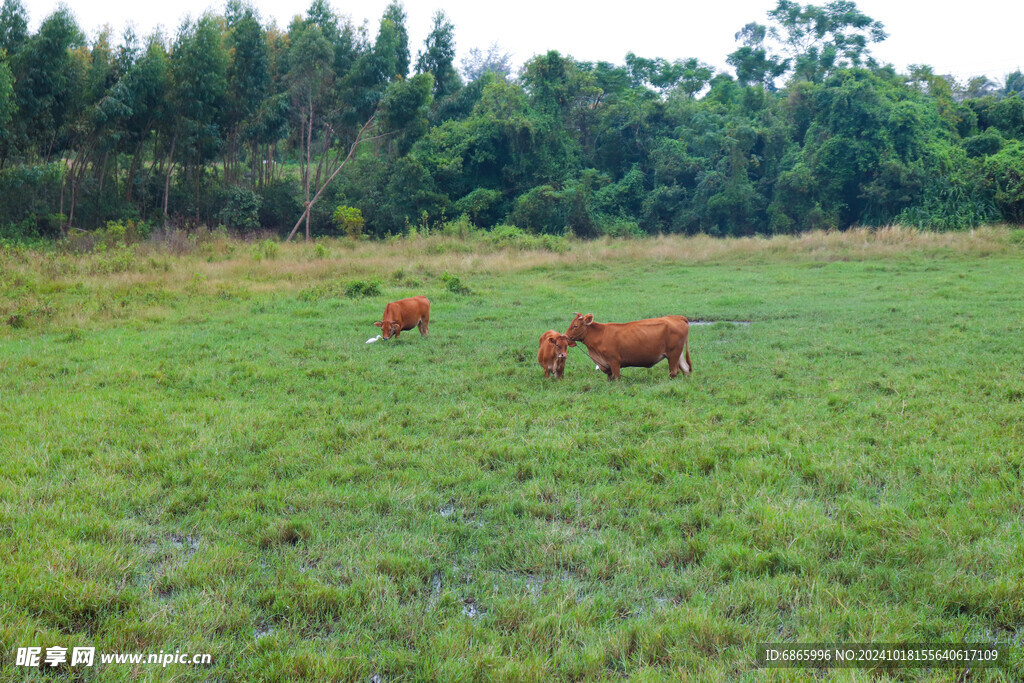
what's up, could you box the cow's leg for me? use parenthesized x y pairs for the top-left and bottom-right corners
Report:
(668, 350), (681, 378)
(544, 368), (551, 379)
(418, 318), (428, 337)
(607, 361), (621, 380)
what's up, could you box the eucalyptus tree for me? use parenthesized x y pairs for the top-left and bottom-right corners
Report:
(383, 1), (409, 80)
(111, 33), (171, 206)
(0, 0), (25, 166)
(286, 7), (426, 240)
(0, 52), (15, 163)
(8, 7), (85, 162)
(415, 10), (460, 100)
(166, 14), (228, 224)
(64, 27), (125, 227)
(0, 0), (27, 56)
(224, 0), (269, 184)
(285, 10), (335, 240)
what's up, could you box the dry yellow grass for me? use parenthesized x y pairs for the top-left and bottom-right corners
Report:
(2, 225), (1021, 333)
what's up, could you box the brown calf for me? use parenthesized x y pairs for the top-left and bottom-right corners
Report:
(537, 330), (574, 379)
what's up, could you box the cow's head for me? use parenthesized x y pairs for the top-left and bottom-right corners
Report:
(565, 313), (594, 341)
(374, 320), (401, 340)
(548, 334), (575, 360)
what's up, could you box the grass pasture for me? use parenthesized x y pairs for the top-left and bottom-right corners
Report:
(1, 228), (1023, 681)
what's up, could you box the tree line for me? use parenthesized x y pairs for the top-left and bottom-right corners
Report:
(1, 0), (1023, 240)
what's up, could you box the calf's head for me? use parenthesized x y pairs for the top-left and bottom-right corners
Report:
(565, 313), (594, 341)
(547, 334), (575, 361)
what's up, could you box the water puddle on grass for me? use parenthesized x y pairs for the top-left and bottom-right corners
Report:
(169, 534), (201, 556)
(461, 599), (482, 618)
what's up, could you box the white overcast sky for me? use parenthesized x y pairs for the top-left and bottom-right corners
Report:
(20, 0), (1024, 84)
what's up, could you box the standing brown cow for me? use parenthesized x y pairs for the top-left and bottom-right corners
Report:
(374, 296), (430, 340)
(537, 330), (575, 379)
(564, 313), (691, 380)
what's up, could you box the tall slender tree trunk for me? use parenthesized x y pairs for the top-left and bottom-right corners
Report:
(163, 133), (178, 226)
(68, 148), (91, 230)
(195, 164), (201, 226)
(126, 138), (144, 204)
(305, 96), (314, 241)
(97, 150), (110, 198)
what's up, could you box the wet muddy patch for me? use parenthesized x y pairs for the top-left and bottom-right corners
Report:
(689, 319), (751, 326)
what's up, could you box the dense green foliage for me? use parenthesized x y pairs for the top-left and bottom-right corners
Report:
(1, 230), (1023, 679)
(2, 0), (1024, 239)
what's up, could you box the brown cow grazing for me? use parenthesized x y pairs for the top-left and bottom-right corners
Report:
(374, 296), (430, 340)
(565, 312), (691, 380)
(538, 330), (575, 379)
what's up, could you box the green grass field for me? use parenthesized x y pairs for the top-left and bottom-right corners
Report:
(1, 228), (1023, 681)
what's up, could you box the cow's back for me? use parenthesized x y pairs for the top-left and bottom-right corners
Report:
(390, 296), (430, 328)
(594, 316), (688, 366)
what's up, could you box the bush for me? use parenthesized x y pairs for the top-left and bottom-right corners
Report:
(219, 187), (262, 231)
(985, 140), (1024, 223)
(963, 130), (1004, 158)
(440, 214), (480, 239)
(486, 224), (529, 247)
(344, 279), (382, 298)
(64, 220), (151, 253)
(509, 185), (565, 234)
(598, 218), (646, 239)
(0, 163), (65, 238)
(452, 188), (503, 226)
(482, 224), (570, 252)
(441, 271), (472, 295)
(251, 239), (279, 261)
(258, 180), (302, 233)
(332, 205), (365, 239)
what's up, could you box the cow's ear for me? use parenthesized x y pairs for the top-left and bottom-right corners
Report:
(582, 314), (594, 325)
(548, 337), (559, 345)
(374, 321), (383, 328)
(567, 340), (577, 347)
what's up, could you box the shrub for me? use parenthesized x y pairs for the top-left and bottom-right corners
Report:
(985, 140), (1024, 223)
(64, 220), (150, 253)
(963, 130), (1004, 158)
(452, 188), (503, 226)
(219, 187), (262, 231)
(333, 205), (365, 239)
(344, 279), (382, 298)
(441, 271), (472, 295)
(0, 163), (64, 238)
(250, 239), (279, 261)
(482, 224), (569, 252)
(486, 224), (529, 247)
(440, 214), (480, 239)
(257, 180), (302, 233)
(599, 219), (646, 239)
